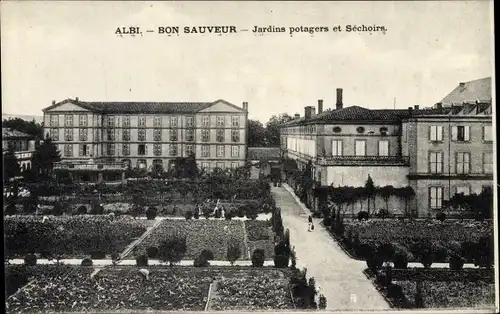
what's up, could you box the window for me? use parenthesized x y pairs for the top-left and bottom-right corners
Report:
(106, 116), (115, 127)
(201, 162), (210, 169)
(456, 185), (470, 195)
(106, 129), (115, 141)
(231, 146), (239, 157)
(186, 129), (194, 142)
(137, 159), (147, 169)
(355, 140), (366, 156)
(483, 152), (493, 173)
(186, 116), (194, 128)
(429, 186), (443, 209)
(64, 144), (73, 157)
(202, 129), (210, 142)
(186, 144), (194, 156)
(107, 144), (115, 156)
(483, 125), (492, 142)
(139, 116), (146, 127)
(122, 129), (130, 141)
(169, 144), (178, 156)
(79, 144), (88, 156)
(451, 126), (470, 142)
(95, 129), (100, 141)
(64, 129), (73, 141)
(79, 128), (88, 141)
(79, 115), (87, 127)
(138, 129), (146, 141)
(122, 116), (130, 127)
(93, 115), (99, 127)
(216, 116), (225, 127)
(170, 116), (178, 128)
(216, 162), (225, 169)
(404, 124), (408, 143)
(331, 140), (342, 156)
(231, 116), (239, 127)
(216, 129), (225, 142)
(231, 162), (239, 169)
(64, 115), (73, 127)
(378, 140), (389, 156)
(138, 144), (146, 155)
(153, 144), (162, 156)
(154, 116), (162, 127)
(169, 129), (178, 141)
(122, 144), (130, 156)
(154, 129), (162, 141)
(429, 125), (443, 142)
(217, 145), (225, 157)
(50, 115), (59, 127)
(50, 128), (59, 141)
(429, 152), (443, 173)
(231, 130), (240, 142)
(202, 116), (210, 127)
(456, 152), (470, 174)
(153, 159), (163, 172)
(202, 145), (209, 157)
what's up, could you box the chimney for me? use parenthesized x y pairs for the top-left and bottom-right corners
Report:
(436, 103), (443, 110)
(408, 106), (413, 116)
(75, 97), (79, 102)
(242, 101), (248, 112)
(310, 106), (316, 117)
(294, 113), (300, 119)
(304, 106), (312, 120)
(317, 100), (323, 114)
(52, 100), (56, 105)
(336, 88), (343, 110)
(459, 82), (465, 87)
(414, 105), (419, 110)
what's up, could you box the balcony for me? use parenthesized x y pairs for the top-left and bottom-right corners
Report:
(54, 160), (127, 172)
(316, 155), (409, 166)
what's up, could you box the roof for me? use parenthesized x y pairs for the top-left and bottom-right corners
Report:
(2, 128), (32, 139)
(439, 77), (492, 106)
(42, 99), (240, 114)
(247, 147), (281, 161)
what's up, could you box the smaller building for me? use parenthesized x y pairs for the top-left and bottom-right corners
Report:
(2, 128), (36, 171)
(247, 147), (282, 180)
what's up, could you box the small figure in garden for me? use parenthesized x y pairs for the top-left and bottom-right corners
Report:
(308, 215), (313, 232)
(139, 268), (149, 283)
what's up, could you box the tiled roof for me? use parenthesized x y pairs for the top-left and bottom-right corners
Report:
(43, 99), (229, 114)
(247, 147), (281, 161)
(439, 77), (492, 106)
(2, 128), (31, 139)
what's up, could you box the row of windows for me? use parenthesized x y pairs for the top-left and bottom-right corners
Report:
(130, 159), (240, 171)
(418, 125), (492, 142)
(429, 185), (491, 209)
(66, 144), (241, 158)
(428, 151), (493, 174)
(50, 114), (241, 127)
(51, 128), (241, 143)
(330, 140), (389, 157)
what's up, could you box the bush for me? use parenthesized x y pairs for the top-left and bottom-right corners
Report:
(376, 272), (390, 287)
(387, 284), (404, 300)
(393, 251), (409, 269)
(251, 249), (265, 267)
(377, 243), (395, 262)
(318, 294), (327, 309)
(91, 251), (106, 259)
(193, 210), (200, 219)
(146, 246), (158, 258)
(214, 209), (221, 219)
(158, 236), (187, 266)
(420, 249), (433, 268)
(136, 254), (148, 266)
(77, 205), (87, 215)
(200, 249), (214, 261)
(357, 211), (369, 221)
(366, 256), (383, 272)
(449, 254), (465, 270)
(227, 240), (242, 265)
(5, 203), (17, 215)
(24, 254), (37, 266)
(431, 242), (448, 262)
(145, 207), (157, 220)
(377, 209), (389, 219)
(185, 211), (193, 220)
(274, 254), (290, 268)
(81, 257), (93, 266)
(436, 212), (446, 222)
(194, 250), (213, 267)
(53, 203), (64, 216)
(111, 252), (120, 263)
(90, 204), (104, 215)
(225, 212), (232, 220)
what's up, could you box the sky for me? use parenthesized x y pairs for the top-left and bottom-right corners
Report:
(1, 1), (494, 123)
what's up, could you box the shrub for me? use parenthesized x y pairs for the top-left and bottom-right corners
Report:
(77, 205), (87, 215)
(145, 207), (157, 220)
(225, 212), (232, 220)
(146, 246), (158, 258)
(377, 243), (395, 262)
(377, 209), (389, 219)
(414, 280), (424, 308)
(356, 243), (375, 259)
(376, 272), (390, 287)
(357, 211), (369, 221)
(91, 251), (106, 259)
(387, 284), (404, 300)
(436, 212), (446, 222)
(431, 242), (449, 262)
(193, 252), (210, 267)
(318, 294), (327, 309)
(81, 257), (93, 266)
(393, 251), (409, 269)
(366, 256), (383, 272)
(449, 254), (465, 270)
(200, 249), (214, 261)
(420, 249), (433, 268)
(227, 240), (242, 265)
(24, 254), (37, 266)
(193, 210), (200, 219)
(185, 211), (193, 220)
(53, 203), (64, 216)
(274, 254), (290, 268)
(136, 254), (148, 266)
(237, 209), (245, 217)
(158, 236), (187, 266)
(214, 209), (221, 219)
(5, 203), (17, 215)
(90, 203), (104, 215)
(251, 249), (265, 267)
(111, 252), (120, 264)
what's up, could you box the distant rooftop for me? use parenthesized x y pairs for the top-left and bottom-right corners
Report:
(247, 147), (281, 161)
(438, 77), (492, 106)
(2, 128), (32, 139)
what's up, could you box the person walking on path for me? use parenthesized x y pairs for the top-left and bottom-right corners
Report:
(308, 215), (314, 232)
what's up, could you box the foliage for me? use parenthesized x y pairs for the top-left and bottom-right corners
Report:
(81, 258), (93, 266)
(3, 118), (43, 139)
(318, 294), (327, 309)
(158, 235), (187, 266)
(364, 175), (376, 215)
(77, 205), (87, 215)
(146, 207), (157, 220)
(3, 148), (21, 182)
(443, 188), (493, 220)
(146, 246), (158, 258)
(251, 249), (265, 267)
(449, 255), (465, 270)
(185, 210), (193, 220)
(136, 254), (148, 266)
(357, 211), (369, 221)
(24, 254), (37, 266)
(227, 239), (242, 265)
(436, 212), (446, 222)
(30, 134), (61, 178)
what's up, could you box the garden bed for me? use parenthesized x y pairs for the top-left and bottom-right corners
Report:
(4, 216), (152, 259)
(365, 268), (495, 309)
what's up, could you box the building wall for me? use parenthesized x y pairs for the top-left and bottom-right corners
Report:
(326, 165), (409, 187)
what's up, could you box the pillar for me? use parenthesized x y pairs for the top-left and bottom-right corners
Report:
(121, 171), (126, 184)
(98, 172), (103, 183)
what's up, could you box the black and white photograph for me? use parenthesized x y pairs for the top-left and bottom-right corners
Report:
(2, 1), (497, 313)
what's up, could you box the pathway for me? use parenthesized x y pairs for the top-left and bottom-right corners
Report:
(7, 259), (276, 266)
(272, 184), (390, 311)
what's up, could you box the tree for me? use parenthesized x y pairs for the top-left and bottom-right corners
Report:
(394, 186), (415, 218)
(247, 119), (269, 147)
(3, 118), (43, 139)
(227, 239), (242, 265)
(377, 185), (394, 217)
(158, 235), (187, 266)
(364, 175), (376, 215)
(3, 148), (21, 182)
(266, 113), (293, 147)
(30, 134), (61, 178)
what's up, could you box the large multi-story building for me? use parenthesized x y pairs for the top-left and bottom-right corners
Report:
(2, 128), (36, 171)
(280, 81), (493, 217)
(42, 98), (248, 181)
